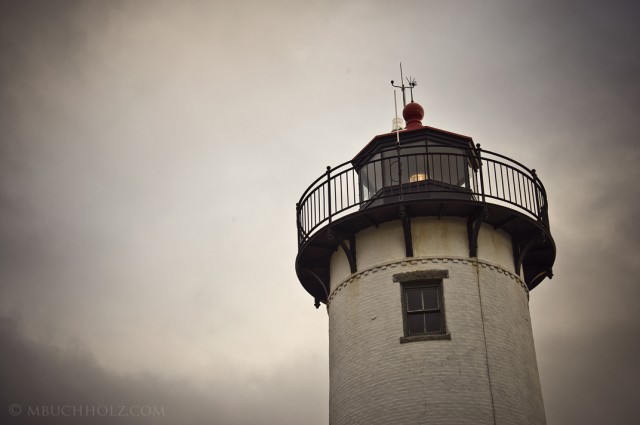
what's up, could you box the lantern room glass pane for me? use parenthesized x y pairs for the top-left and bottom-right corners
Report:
(360, 154), (383, 201)
(380, 150), (396, 187)
(406, 153), (429, 185)
(359, 154), (383, 200)
(427, 146), (468, 186)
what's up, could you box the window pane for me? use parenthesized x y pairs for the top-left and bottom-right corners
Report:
(427, 145), (467, 186)
(406, 155), (428, 185)
(422, 287), (439, 311)
(362, 160), (383, 198)
(382, 158), (396, 186)
(406, 289), (423, 312)
(407, 314), (425, 335)
(425, 312), (442, 333)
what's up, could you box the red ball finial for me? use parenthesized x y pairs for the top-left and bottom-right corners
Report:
(402, 102), (424, 130)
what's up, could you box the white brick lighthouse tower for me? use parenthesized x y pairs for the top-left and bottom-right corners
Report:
(295, 85), (555, 424)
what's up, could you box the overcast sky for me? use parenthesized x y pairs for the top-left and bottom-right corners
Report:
(1, 0), (639, 424)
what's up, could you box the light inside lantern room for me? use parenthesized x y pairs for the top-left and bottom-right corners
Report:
(409, 172), (428, 182)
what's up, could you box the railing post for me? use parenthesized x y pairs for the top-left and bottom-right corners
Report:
(476, 143), (486, 202)
(296, 202), (302, 246)
(531, 169), (541, 220)
(531, 168), (550, 230)
(326, 166), (332, 224)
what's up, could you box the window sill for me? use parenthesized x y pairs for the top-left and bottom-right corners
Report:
(399, 333), (451, 344)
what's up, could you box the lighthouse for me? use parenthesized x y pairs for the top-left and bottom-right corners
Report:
(294, 83), (555, 424)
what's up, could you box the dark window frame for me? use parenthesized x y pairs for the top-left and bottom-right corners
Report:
(393, 270), (451, 343)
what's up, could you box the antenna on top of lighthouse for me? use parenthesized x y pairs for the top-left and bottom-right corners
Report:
(390, 63), (417, 107)
(393, 90), (402, 141)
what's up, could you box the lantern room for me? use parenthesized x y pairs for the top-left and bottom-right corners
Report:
(354, 102), (481, 207)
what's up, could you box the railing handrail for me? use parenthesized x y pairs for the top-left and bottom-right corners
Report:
(297, 145), (549, 247)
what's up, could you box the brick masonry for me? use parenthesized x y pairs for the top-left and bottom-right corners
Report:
(327, 219), (546, 425)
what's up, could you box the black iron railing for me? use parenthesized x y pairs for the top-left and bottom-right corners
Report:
(296, 145), (549, 247)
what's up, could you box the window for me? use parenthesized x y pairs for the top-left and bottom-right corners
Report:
(404, 283), (444, 335)
(393, 270), (450, 343)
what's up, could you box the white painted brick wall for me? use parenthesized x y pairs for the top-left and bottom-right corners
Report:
(328, 219), (545, 425)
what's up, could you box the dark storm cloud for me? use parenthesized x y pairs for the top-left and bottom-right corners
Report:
(0, 317), (216, 425)
(496, 2), (640, 424)
(0, 316), (327, 425)
(1, 1), (329, 424)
